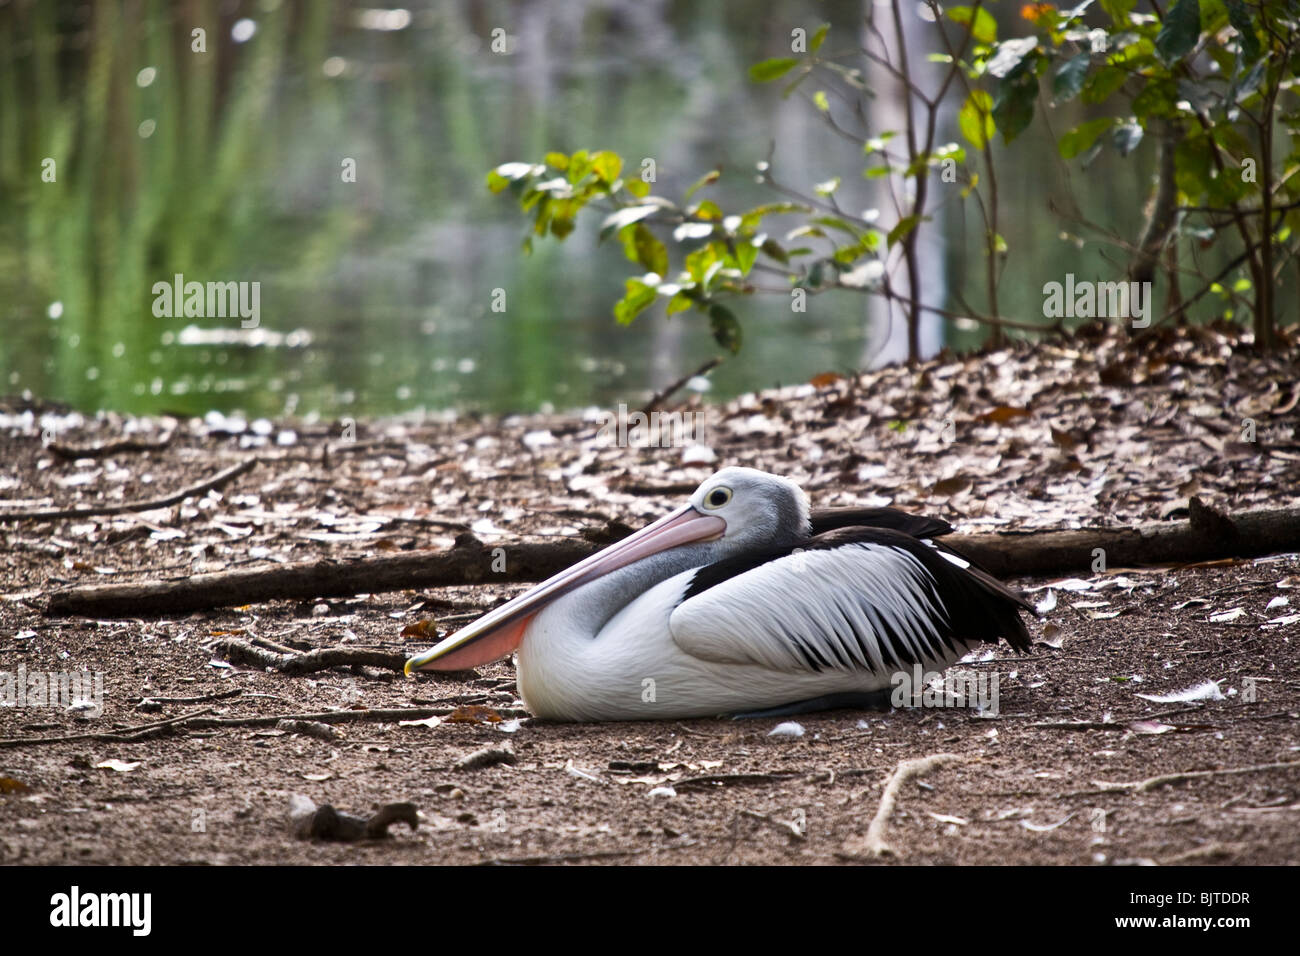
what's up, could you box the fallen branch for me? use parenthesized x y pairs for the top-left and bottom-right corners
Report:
(47, 430), (175, 460)
(44, 534), (595, 617)
(673, 772), (803, 791)
(210, 638), (408, 675)
(943, 497), (1300, 578)
(0, 708), (215, 749)
(0, 705), (529, 749)
(42, 500), (1300, 618)
(642, 356), (722, 414)
(1, 458), (257, 523)
(843, 753), (962, 859)
(1094, 759), (1300, 794)
(132, 689), (242, 706)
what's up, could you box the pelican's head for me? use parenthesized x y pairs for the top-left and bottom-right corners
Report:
(687, 466), (810, 553)
(404, 466), (809, 674)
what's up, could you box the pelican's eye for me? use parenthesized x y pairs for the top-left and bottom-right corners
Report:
(703, 486), (733, 509)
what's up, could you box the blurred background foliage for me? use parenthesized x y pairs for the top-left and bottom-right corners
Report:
(0, 0), (1242, 419)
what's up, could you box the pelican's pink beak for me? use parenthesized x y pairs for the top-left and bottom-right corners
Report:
(404, 505), (726, 674)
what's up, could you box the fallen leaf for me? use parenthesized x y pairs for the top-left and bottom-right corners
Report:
(94, 760), (140, 773)
(978, 406), (1031, 424)
(1036, 623), (1065, 649)
(1128, 721), (1175, 735)
(446, 704), (502, 724)
(928, 812), (969, 826)
(400, 618), (439, 638)
(1263, 613), (1300, 627)
(1022, 812), (1075, 832)
(768, 721), (805, 738)
(809, 371), (844, 388)
(931, 476), (972, 496)
(1209, 607), (1246, 623)
(1135, 680), (1226, 704)
(399, 715), (443, 729)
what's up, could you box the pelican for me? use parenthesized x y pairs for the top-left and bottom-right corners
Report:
(405, 467), (1032, 721)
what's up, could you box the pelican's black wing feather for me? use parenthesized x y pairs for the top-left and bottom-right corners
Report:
(809, 506), (952, 540)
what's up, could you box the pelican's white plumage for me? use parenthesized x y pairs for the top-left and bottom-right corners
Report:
(405, 466), (1032, 721)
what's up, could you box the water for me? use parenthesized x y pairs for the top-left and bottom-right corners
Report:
(0, 1), (1187, 419)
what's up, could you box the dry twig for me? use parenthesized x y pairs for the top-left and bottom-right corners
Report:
(843, 753), (962, 858)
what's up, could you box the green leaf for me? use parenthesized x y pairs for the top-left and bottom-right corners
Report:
(1155, 0), (1201, 64)
(590, 151), (623, 183)
(1059, 117), (1115, 159)
(1112, 122), (1143, 157)
(760, 238), (790, 264)
(1082, 64), (1127, 105)
(993, 62), (1039, 144)
(886, 215), (921, 248)
(567, 150), (592, 184)
(739, 202), (810, 229)
(631, 224), (668, 276)
(959, 90), (995, 149)
(1060, 1), (1097, 21)
(685, 244), (720, 283)
(624, 178), (651, 199)
(749, 57), (799, 82)
(947, 6), (997, 44)
(544, 152), (569, 171)
(730, 241), (758, 275)
(487, 162), (540, 193)
(1099, 0), (1136, 24)
(690, 199), (724, 221)
(600, 205), (658, 240)
(666, 292), (694, 316)
(1230, 59), (1266, 105)
(531, 196), (552, 235)
(684, 169), (721, 200)
(812, 216), (862, 237)
(614, 279), (658, 325)
(813, 90), (830, 112)
(933, 142), (967, 163)
(709, 304), (743, 353)
(1226, 0), (1260, 62)
(1131, 77), (1178, 118)
(986, 37), (1038, 79)
(1053, 53), (1090, 102)
(810, 22), (829, 53)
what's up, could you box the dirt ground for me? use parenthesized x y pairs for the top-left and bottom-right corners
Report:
(2, 325), (1299, 865)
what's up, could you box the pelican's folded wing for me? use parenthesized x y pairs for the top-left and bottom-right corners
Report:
(809, 506), (952, 539)
(669, 528), (1031, 675)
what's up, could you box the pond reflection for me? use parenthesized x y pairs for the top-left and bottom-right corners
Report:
(0, 0), (1157, 418)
